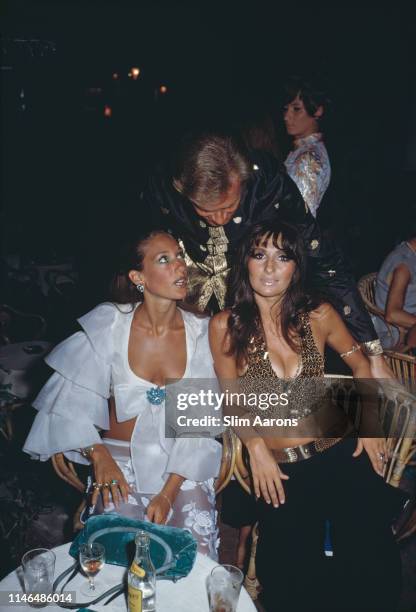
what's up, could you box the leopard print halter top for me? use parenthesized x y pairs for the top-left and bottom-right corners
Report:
(239, 313), (325, 420)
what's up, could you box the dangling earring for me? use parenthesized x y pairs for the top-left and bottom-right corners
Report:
(136, 282), (144, 293)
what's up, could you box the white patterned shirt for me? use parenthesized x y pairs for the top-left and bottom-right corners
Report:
(285, 132), (331, 218)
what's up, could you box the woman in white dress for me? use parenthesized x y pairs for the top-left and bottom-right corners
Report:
(24, 230), (221, 559)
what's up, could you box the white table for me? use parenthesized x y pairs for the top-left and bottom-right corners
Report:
(0, 543), (256, 611)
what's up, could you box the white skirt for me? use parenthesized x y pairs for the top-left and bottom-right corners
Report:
(82, 438), (219, 560)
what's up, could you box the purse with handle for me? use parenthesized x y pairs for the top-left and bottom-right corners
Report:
(52, 514), (197, 608)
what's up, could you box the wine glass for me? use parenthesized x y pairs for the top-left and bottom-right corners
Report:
(79, 542), (106, 597)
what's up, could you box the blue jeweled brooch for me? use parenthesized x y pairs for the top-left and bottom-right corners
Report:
(146, 386), (166, 405)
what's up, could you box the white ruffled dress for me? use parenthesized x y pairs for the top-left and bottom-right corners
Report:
(23, 303), (222, 559)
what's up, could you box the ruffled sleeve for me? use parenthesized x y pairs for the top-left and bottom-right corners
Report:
(23, 303), (118, 463)
(165, 437), (222, 482)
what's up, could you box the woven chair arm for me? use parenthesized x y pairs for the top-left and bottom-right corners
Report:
(52, 453), (85, 493)
(215, 429), (236, 494)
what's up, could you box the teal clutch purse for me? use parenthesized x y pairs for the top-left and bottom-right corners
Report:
(53, 514), (197, 609)
(69, 514), (197, 579)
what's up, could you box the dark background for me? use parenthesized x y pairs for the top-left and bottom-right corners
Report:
(2, 1), (416, 312)
(1, 1), (416, 588)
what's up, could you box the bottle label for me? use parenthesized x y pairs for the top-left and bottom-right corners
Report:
(128, 585), (143, 612)
(130, 561), (145, 578)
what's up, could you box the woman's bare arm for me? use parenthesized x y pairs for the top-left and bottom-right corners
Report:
(310, 303), (372, 378)
(311, 303), (387, 475)
(385, 265), (416, 329)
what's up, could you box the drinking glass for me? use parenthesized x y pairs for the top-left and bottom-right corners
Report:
(207, 564), (244, 612)
(79, 542), (106, 597)
(22, 548), (56, 608)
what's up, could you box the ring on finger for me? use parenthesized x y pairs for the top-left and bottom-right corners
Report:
(93, 482), (102, 490)
(110, 479), (119, 486)
(102, 482), (111, 489)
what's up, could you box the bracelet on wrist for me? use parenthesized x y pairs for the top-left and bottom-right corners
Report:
(80, 445), (95, 460)
(158, 492), (173, 511)
(362, 339), (384, 356)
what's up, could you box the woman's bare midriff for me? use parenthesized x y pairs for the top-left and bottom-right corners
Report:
(101, 398), (136, 442)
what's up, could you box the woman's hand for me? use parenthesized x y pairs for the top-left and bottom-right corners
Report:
(146, 493), (173, 525)
(146, 474), (184, 524)
(89, 444), (131, 509)
(246, 438), (289, 507)
(352, 437), (388, 476)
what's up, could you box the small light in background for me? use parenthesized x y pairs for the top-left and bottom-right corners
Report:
(130, 67), (140, 80)
(112, 72), (119, 80)
(104, 105), (112, 118)
(159, 85), (168, 94)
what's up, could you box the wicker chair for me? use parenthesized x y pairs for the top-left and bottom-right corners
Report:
(52, 431), (236, 531)
(51, 454), (87, 531)
(357, 273), (408, 350)
(232, 375), (416, 600)
(384, 350), (416, 393)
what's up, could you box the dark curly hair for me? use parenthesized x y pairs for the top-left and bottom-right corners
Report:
(225, 220), (322, 368)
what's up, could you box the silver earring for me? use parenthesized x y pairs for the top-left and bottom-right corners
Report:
(136, 282), (144, 293)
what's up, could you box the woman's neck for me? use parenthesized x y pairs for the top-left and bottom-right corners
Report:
(255, 296), (282, 335)
(133, 298), (179, 335)
(292, 130), (320, 147)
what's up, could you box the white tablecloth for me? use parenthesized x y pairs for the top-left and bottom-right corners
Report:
(0, 543), (256, 611)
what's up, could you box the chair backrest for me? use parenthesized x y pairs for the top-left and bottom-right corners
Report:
(51, 454), (85, 493)
(357, 273), (407, 349)
(357, 273), (384, 318)
(384, 350), (416, 394)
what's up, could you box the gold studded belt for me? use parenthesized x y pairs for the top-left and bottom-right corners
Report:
(271, 437), (342, 463)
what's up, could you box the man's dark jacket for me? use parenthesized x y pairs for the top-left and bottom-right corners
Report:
(140, 151), (377, 345)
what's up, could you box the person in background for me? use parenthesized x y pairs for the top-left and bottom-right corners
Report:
(283, 75), (331, 219)
(23, 230), (221, 559)
(375, 232), (416, 351)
